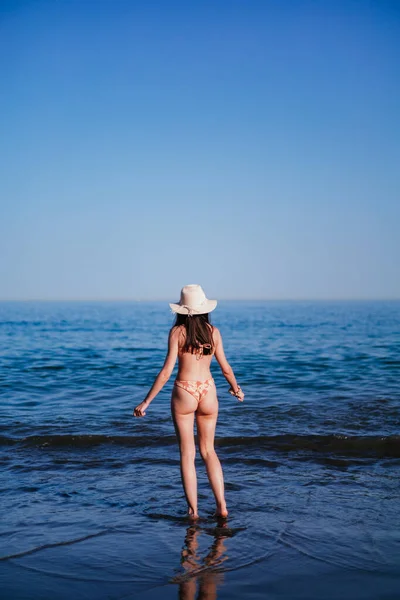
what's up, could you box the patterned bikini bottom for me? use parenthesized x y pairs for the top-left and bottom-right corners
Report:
(174, 377), (215, 403)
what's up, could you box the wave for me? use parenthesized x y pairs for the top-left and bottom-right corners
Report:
(1, 433), (399, 457)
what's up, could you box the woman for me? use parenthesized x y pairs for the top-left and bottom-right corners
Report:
(133, 284), (244, 519)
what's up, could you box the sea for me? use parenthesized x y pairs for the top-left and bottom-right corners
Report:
(0, 300), (399, 600)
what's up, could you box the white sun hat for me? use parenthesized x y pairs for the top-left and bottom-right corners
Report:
(169, 284), (217, 316)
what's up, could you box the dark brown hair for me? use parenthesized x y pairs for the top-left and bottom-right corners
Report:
(173, 313), (214, 355)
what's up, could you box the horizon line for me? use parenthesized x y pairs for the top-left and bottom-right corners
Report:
(0, 297), (399, 303)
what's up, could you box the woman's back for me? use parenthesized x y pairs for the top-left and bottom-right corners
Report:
(173, 324), (216, 381)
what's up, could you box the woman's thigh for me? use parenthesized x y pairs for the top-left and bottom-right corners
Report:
(195, 387), (218, 448)
(171, 386), (197, 451)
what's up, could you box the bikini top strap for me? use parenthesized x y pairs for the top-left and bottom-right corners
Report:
(195, 343), (212, 360)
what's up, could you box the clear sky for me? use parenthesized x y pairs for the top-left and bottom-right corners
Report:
(1, 0), (399, 300)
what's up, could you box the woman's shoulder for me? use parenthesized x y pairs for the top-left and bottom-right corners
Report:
(169, 324), (185, 339)
(211, 325), (221, 340)
(170, 324), (184, 333)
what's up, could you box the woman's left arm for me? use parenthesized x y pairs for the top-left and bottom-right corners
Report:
(133, 327), (179, 417)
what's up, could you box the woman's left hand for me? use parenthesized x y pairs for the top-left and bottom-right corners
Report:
(133, 401), (149, 418)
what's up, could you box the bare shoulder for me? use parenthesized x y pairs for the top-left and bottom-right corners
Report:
(170, 324), (185, 341)
(212, 326), (221, 344)
(170, 324), (182, 335)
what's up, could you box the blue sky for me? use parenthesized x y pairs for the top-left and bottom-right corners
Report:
(0, 0), (399, 300)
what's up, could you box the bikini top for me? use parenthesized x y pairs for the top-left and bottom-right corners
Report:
(194, 343), (213, 360)
(179, 343), (213, 360)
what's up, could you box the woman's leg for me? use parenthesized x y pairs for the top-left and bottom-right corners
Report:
(171, 387), (198, 517)
(196, 389), (228, 517)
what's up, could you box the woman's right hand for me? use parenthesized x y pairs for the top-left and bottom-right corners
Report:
(236, 388), (245, 402)
(133, 400), (150, 417)
(229, 386), (244, 402)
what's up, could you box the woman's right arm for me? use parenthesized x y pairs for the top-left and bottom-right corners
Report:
(214, 328), (244, 401)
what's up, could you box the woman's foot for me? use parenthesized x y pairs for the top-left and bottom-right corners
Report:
(214, 503), (228, 518)
(188, 507), (199, 520)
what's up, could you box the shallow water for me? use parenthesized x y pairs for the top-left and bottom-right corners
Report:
(1, 301), (400, 599)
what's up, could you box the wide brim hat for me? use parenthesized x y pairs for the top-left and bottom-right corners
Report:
(170, 284), (217, 315)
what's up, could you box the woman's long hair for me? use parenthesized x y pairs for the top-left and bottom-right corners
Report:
(173, 313), (214, 355)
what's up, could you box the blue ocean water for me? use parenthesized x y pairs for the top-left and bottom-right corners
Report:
(0, 301), (399, 599)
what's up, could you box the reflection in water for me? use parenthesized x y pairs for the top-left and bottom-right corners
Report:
(172, 520), (230, 600)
